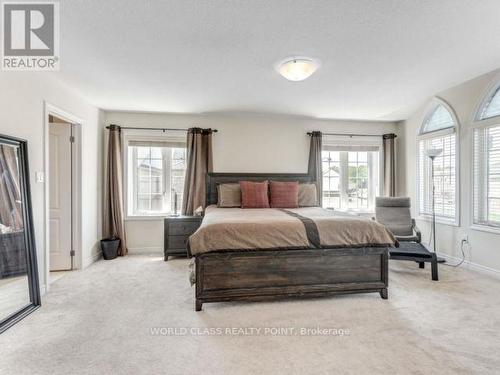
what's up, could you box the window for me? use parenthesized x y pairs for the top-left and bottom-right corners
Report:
(418, 134), (456, 217)
(473, 126), (500, 227)
(417, 101), (458, 224)
(322, 143), (380, 211)
(479, 86), (500, 120)
(125, 137), (186, 217)
(421, 104), (455, 133)
(473, 83), (500, 228)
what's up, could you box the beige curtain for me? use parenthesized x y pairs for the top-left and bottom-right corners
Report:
(383, 133), (397, 197)
(307, 131), (323, 206)
(0, 145), (23, 230)
(104, 125), (127, 255)
(182, 128), (214, 215)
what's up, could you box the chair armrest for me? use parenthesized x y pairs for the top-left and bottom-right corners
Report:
(412, 219), (422, 243)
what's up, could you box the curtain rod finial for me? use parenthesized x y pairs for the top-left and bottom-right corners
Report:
(107, 124), (121, 131)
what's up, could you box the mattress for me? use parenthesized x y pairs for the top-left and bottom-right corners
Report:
(188, 205), (396, 255)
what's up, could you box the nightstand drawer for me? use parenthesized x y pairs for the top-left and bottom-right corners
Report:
(167, 235), (189, 249)
(168, 221), (200, 235)
(164, 216), (202, 261)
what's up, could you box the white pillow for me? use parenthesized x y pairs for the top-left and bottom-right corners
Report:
(298, 183), (318, 207)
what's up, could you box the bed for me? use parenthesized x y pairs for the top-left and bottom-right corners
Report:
(189, 173), (395, 311)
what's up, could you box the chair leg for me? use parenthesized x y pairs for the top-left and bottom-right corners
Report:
(419, 262), (425, 269)
(380, 288), (388, 299)
(195, 299), (203, 311)
(431, 255), (439, 281)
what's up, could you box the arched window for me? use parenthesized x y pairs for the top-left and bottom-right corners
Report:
(420, 105), (455, 134)
(417, 99), (459, 224)
(473, 82), (500, 229)
(478, 86), (500, 120)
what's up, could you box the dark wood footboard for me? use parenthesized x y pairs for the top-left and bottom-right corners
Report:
(195, 247), (389, 311)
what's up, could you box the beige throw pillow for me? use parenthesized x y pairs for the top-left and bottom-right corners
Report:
(298, 183), (318, 207)
(217, 183), (242, 207)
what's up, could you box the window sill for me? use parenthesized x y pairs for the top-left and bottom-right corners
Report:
(416, 215), (459, 227)
(470, 224), (500, 235)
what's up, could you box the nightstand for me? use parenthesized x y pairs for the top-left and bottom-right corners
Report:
(164, 215), (203, 261)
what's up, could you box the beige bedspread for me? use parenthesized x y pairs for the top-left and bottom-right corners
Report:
(188, 206), (396, 255)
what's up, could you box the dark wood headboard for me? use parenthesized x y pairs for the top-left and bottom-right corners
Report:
(206, 172), (314, 206)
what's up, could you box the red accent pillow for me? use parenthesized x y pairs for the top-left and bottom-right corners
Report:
(239, 181), (270, 208)
(270, 181), (299, 208)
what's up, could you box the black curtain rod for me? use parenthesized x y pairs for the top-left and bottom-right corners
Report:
(106, 125), (218, 133)
(307, 132), (395, 138)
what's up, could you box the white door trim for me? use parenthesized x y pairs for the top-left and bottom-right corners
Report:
(43, 102), (83, 293)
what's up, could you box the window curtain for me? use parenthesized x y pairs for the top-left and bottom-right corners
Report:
(383, 133), (397, 197)
(182, 128), (214, 215)
(0, 145), (23, 230)
(307, 131), (323, 206)
(104, 125), (127, 256)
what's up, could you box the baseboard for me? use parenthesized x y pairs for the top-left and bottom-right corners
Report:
(437, 252), (500, 279)
(83, 250), (102, 269)
(128, 246), (163, 254)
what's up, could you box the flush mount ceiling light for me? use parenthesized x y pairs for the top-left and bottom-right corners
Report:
(276, 57), (320, 81)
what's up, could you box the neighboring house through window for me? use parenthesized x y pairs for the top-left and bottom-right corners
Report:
(417, 98), (459, 224)
(322, 137), (381, 211)
(123, 131), (186, 217)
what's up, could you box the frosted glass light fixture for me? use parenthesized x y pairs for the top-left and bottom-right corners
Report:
(276, 57), (320, 81)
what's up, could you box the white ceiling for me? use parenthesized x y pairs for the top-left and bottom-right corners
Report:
(54, 0), (500, 121)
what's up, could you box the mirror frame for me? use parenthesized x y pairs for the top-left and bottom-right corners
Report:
(0, 134), (41, 334)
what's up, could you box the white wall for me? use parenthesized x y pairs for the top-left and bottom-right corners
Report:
(104, 111), (399, 251)
(0, 72), (103, 291)
(399, 68), (500, 274)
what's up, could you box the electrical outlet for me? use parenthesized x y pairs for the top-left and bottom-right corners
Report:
(462, 234), (469, 243)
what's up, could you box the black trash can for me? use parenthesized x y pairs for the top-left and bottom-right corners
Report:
(101, 238), (120, 260)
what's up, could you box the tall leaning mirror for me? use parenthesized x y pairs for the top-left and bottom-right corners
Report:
(0, 134), (40, 333)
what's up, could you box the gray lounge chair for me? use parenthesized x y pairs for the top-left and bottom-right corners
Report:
(375, 197), (438, 281)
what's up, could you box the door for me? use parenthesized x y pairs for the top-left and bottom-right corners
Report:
(49, 123), (73, 271)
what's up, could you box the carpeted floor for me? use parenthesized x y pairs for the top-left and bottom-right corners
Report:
(1, 254), (499, 375)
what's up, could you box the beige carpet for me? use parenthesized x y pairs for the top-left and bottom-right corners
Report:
(1, 254), (499, 375)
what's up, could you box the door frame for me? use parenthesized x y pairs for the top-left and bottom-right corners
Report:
(43, 102), (83, 293)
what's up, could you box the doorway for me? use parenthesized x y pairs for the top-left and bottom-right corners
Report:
(44, 103), (83, 291)
(48, 116), (75, 271)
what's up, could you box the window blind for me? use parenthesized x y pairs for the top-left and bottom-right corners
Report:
(418, 133), (456, 219)
(473, 125), (500, 227)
